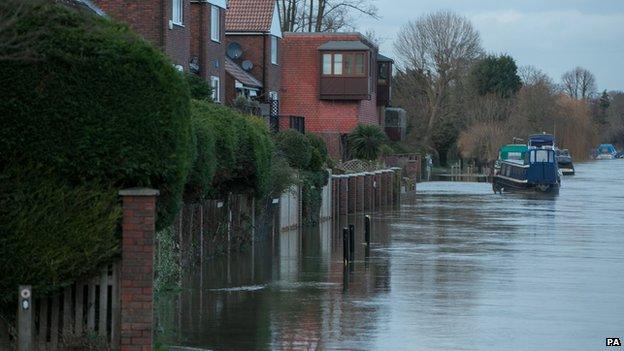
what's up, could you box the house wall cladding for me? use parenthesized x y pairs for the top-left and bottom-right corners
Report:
(225, 34), (282, 97)
(281, 33), (381, 159)
(93, 0), (191, 71)
(191, 3), (226, 100)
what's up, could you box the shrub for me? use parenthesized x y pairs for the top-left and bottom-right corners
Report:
(0, 1), (193, 230)
(347, 124), (388, 161)
(186, 73), (213, 101)
(0, 167), (121, 305)
(306, 133), (329, 171)
(184, 101), (217, 201)
(274, 130), (312, 169)
(189, 101), (273, 198)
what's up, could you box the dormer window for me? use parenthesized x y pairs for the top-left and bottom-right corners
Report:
(322, 52), (366, 77)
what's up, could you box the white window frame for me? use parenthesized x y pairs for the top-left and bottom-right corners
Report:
(270, 36), (278, 65)
(211, 76), (220, 102)
(172, 0), (183, 25)
(210, 5), (220, 42)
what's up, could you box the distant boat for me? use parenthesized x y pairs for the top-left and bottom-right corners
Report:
(556, 149), (575, 175)
(493, 134), (561, 193)
(595, 144), (618, 160)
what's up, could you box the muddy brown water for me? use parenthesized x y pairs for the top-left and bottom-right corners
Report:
(158, 160), (624, 350)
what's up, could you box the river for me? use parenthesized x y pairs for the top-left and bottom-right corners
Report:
(158, 159), (624, 350)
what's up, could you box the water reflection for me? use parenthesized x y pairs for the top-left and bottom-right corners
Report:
(159, 160), (624, 350)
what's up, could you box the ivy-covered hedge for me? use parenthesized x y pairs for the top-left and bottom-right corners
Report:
(0, 1), (193, 230)
(188, 101), (273, 199)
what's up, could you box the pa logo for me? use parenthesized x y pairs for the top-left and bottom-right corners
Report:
(607, 338), (622, 347)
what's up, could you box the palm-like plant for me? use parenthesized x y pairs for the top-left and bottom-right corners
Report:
(347, 124), (388, 161)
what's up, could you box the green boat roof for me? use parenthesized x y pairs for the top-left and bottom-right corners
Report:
(499, 144), (528, 160)
(499, 144), (528, 153)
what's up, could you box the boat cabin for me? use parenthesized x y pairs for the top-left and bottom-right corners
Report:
(528, 134), (555, 148)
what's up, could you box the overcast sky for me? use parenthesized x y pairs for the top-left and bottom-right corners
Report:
(357, 0), (624, 91)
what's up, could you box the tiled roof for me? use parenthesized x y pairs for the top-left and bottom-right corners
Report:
(318, 41), (371, 51)
(226, 0), (275, 32)
(225, 57), (262, 88)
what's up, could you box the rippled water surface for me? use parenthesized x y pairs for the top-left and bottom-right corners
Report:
(160, 160), (624, 350)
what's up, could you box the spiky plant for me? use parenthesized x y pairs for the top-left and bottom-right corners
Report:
(347, 124), (388, 161)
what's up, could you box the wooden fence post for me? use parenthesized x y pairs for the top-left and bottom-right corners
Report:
(18, 285), (33, 351)
(118, 188), (159, 351)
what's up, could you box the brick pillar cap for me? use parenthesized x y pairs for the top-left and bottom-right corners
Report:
(118, 188), (160, 197)
(390, 167), (402, 171)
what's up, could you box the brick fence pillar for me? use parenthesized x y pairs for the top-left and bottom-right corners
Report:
(331, 176), (338, 219)
(391, 167), (402, 204)
(363, 173), (372, 211)
(355, 174), (365, 212)
(373, 172), (381, 209)
(385, 171), (393, 206)
(347, 175), (356, 214)
(339, 176), (348, 215)
(118, 188), (159, 351)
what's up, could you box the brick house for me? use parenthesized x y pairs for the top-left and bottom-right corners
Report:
(281, 32), (391, 159)
(91, 0), (227, 102)
(224, 0), (282, 107)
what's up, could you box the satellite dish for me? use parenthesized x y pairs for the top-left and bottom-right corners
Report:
(241, 60), (253, 71)
(226, 42), (243, 59)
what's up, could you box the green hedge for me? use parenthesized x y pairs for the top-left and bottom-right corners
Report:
(188, 101), (273, 199)
(274, 130), (313, 169)
(0, 167), (121, 305)
(185, 101), (217, 201)
(0, 1), (193, 230)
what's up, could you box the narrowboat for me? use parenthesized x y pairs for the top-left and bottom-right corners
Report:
(556, 149), (575, 175)
(595, 144), (618, 160)
(493, 134), (561, 193)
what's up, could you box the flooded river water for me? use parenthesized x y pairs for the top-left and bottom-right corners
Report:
(160, 160), (624, 350)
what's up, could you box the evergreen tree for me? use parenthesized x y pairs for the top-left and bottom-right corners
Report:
(470, 55), (522, 98)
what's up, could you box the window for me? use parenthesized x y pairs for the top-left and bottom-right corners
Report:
(321, 52), (366, 76)
(378, 62), (388, 83)
(210, 5), (220, 42)
(534, 150), (549, 163)
(211, 76), (220, 102)
(172, 0), (183, 25)
(271, 36), (278, 65)
(323, 54), (332, 75)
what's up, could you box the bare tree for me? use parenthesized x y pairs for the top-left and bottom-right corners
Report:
(518, 65), (553, 87)
(561, 67), (596, 100)
(393, 10), (483, 146)
(0, 0), (44, 62)
(279, 0), (379, 33)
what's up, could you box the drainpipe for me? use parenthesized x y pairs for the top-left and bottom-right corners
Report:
(262, 33), (267, 100)
(161, 0), (166, 49)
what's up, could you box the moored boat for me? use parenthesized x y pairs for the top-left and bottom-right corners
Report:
(493, 134), (561, 193)
(556, 149), (575, 175)
(594, 144), (617, 160)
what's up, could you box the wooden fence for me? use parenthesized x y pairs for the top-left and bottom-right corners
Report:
(1, 263), (121, 350)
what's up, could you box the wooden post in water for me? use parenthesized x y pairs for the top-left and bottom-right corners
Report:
(364, 215), (371, 246)
(348, 224), (355, 262)
(342, 227), (349, 265)
(18, 285), (33, 351)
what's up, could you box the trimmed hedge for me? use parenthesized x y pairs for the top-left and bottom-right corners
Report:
(0, 167), (121, 305)
(0, 1), (193, 230)
(185, 101), (217, 201)
(306, 133), (329, 172)
(188, 101), (273, 199)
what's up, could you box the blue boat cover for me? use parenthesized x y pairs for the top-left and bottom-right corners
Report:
(528, 134), (555, 147)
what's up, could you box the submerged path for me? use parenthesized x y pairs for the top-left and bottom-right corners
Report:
(159, 160), (624, 350)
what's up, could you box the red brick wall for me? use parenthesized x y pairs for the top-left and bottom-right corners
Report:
(118, 189), (158, 351)
(281, 33), (381, 159)
(190, 3), (226, 101)
(224, 34), (282, 100)
(94, 0), (191, 71)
